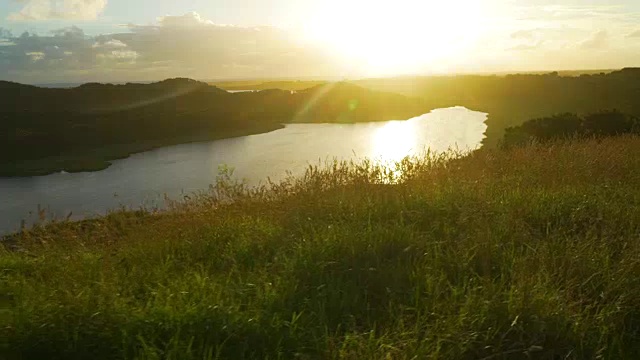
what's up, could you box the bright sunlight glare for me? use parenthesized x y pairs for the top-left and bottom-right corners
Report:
(304, 0), (487, 76)
(371, 120), (418, 163)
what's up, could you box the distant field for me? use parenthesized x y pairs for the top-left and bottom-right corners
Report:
(212, 80), (328, 91)
(213, 69), (640, 148)
(3, 135), (640, 359)
(5, 70), (637, 177)
(211, 69), (616, 91)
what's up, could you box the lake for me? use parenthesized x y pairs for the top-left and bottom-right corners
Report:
(0, 106), (487, 235)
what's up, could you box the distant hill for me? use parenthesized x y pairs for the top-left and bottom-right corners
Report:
(212, 79), (328, 92)
(353, 68), (640, 145)
(213, 69), (640, 146)
(292, 82), (425, 123)
(7, 68), (638, 176)
(0, 79), (427, 176)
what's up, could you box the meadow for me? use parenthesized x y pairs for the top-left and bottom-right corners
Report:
(2, 135), (640, 359)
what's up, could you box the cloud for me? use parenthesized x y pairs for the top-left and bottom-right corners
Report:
(511, 29), (537, 40)
(3, 9), (632, 84)
(97, 49), (139, 61)
(156, 11), (216, 28)
(0, 28), (13, 38)
(26, 51), (45, 61)
(92, 39), (127, 49)
(628, 30), (640, 38)
(0, 12), (343, 83)
(508, 28), (549, 52)
(504, 3), (639, 47)
(8, 0), (108, 21)
(508, 40), (545, 52)
(517, 4), (632, 22)
(579, 30), (609, 50)
(541, 5), (624, 19)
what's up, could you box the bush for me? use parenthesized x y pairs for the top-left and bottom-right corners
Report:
(502, 110), (640, 147)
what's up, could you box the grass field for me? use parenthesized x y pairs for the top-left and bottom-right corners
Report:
(2, 136), (640, 359)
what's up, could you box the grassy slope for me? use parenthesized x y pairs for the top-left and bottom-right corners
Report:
(2, 136), (640, 359)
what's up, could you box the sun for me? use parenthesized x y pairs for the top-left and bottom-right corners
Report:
(304, 0), (487, 75)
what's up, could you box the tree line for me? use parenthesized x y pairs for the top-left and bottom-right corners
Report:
(502, 110), (640, 147)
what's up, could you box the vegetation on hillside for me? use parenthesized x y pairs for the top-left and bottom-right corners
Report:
(502, 110), (640, 147)
(212, 80), (328, 92)
(354, 68), (640, 146)
(0, 80), (424, 177)
(3, 135), (640, 359)
(4, 68), (640, 176)
(216, 68), (640, 147)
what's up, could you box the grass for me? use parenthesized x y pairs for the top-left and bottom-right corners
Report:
(2, 136), (640, 359)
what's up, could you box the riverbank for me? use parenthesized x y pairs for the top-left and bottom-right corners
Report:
(3, 136), (640, 359)
(1, 79), (428, 177)
(0, 124), (285, 177)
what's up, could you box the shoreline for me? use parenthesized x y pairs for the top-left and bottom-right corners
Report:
(0, 124), (286, 178)
(2, 106), (489, 178)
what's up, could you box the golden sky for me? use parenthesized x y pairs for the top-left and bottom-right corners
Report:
(1, 0), (639, 82)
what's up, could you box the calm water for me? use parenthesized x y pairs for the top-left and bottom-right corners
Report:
(0, 107), (487, 234)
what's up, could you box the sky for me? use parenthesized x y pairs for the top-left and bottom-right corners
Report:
(0, 0), (639, 83)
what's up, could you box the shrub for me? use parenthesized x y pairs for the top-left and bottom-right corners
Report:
(502, 110), (640, 147)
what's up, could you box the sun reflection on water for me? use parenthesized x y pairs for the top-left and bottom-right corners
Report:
(370, 120), (419, 164)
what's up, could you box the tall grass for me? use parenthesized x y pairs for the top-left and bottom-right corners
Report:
(2, 136), (640, 359)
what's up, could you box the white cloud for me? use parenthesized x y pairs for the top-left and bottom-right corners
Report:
(1, 8), (637, 83)
(473, 2), (639, 66)
(511, 29), (537, 40)
(111, 50), (137, 58)
(540, 5), (625, 19)
(0, 12), (343, 83)
(93, 39), (127, 49)
(579, 30), (609, 50)
(157, 11), (216, 28)
(100, 49), (139, 61)
(514, 4), (633, 23)
(508, 28), (545, 51)
(508, 40), (545, 52)
(26, 51), (45, 61)
(8, 0), (108, 21)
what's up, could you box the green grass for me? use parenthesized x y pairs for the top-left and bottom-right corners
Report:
(2, 136), (640, 359)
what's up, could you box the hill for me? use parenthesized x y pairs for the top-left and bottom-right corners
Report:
(502, 110), (640, 147)
(2, 135), (640, 359)
(215, 69), (640, 147)
(355, 68), (640, 146)
(0, 79), (426, 177)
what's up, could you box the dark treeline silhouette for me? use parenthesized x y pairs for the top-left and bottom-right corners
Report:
(5, 68), (640, 176)
(502, 110), (640, 147)
(217, 68), (640, 146)
(354, 68), (640, 145)
(0, 79), (425, 176)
